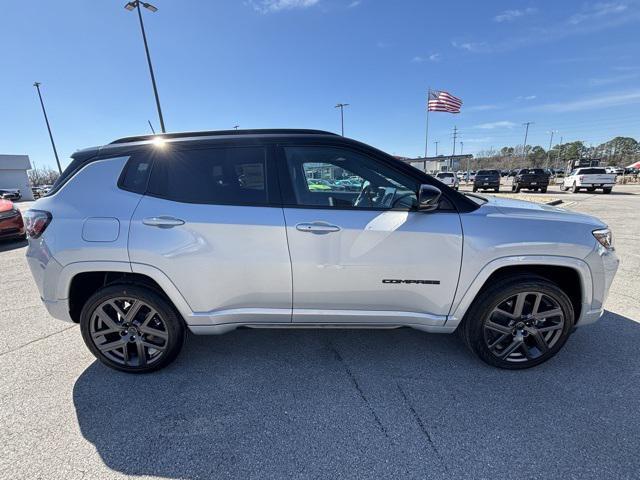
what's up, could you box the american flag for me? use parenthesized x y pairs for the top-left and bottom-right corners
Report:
(428, 90), (463, 113)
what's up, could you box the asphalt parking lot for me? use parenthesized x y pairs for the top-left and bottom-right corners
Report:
(1, 186), (639, 480)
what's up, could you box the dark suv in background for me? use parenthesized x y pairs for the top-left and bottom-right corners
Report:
(473, 170), (501, 192)
(512, 168), (550, 193)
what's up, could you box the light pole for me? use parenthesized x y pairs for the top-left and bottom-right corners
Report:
(522, 122), (534, 165)
(433, 141), (439, 156)
(33, 82), (62, 174)
(547, 130), (558, 168)
(125, 1), (166, 133)
(335, 103), (349, 136)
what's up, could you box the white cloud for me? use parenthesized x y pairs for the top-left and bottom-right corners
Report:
(494, 7), (537, 23)
(347, 0), (361, 7)
(530, 90), (640, 112)
(412, 53), (440, 63)
(475, 121), (517, 130)
(451, 41), (489, 53)
(569, 2), (629, 25)
(452, 1), (640, 53)
(588, 72), (640, 86)
(516, 95), (537, 101)
(249, 0), (319, 13)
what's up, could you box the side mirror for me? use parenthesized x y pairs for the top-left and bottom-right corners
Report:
(418, 184), (441, 211)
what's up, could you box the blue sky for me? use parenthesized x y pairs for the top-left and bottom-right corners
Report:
(1, 0), (639, 170)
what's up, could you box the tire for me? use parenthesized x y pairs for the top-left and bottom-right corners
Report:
(587, 187), (596, 192)
(603, 187), (612, 194)
(571, 183), (579, 193)
(559, 184), (568, 192)
(514, 183), (521, 193)
(495, 187), (500, 193)
(459, 274), (575, 369)
(80, 284), (186, 373)
(540, 187), (547, 193)
(472, 186), (477, 192)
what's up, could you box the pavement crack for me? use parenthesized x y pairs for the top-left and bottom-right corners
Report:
(396, 381), (450, 474)
(0, 325), (77, 357)
(326, 342), (389, 439)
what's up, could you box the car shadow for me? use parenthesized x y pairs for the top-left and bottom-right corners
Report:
(73, 310), (640, 479)
(0, 238), (27, 253)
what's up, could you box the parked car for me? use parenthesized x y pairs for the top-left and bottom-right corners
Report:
(508, 169), (519, 177)
(435, 172), (459, 190)
(561, 167), (616, 193)
(0, 199), (26, 240)
(511, 168), (550, 193)
(0, 189), (21, 201)
(473, 169), (501, 192)
(467, 171), (476, 182)
(24, 129), (618, 372)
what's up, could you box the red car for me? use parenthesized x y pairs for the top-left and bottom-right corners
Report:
(0, 199), (26, 240)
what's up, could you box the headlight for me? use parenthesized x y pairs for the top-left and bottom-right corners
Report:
(593, 228), (613, 250)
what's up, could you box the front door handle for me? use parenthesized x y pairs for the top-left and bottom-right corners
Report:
(296, 222), (341, 234)
(143, 216), (185, 228)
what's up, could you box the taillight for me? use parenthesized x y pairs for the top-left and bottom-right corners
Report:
(23, 210), (52, 239)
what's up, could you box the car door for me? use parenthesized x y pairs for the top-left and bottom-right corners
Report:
(278, 144), (463, 328)
(128, 143), (292, 325)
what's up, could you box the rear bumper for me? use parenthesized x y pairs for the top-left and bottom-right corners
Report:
(474, 181), (500, 188)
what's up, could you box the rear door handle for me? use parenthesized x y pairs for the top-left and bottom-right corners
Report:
(296, 222), (341, 234)
(143, 216), (185, 228)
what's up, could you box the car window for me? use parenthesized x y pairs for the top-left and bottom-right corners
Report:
(283, 146), (419, 210)
(120, 155), (150, 194)
(147, 146), (269, 205)
(580, 168), (607, 174)
(436, 173), (454, 178)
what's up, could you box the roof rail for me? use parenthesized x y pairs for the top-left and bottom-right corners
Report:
(109, 129), (338, 145)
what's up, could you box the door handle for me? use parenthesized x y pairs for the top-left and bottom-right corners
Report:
(296, 222), (341, 234)
(143, 216), (185, 228)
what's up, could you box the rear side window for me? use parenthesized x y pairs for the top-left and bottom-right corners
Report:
(580, 168), (606, 174)
(147, 146), (269, 205)
(120, 155), (152, 194)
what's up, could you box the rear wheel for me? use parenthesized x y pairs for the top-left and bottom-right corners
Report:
(80, 284), (186, 373)
(472, 186), (478, 192)
(571, 183), (579, 193)
(540, 186), (547, 193)
(460, 275), (574, 369)
(514, 183), (521, 193)
(603, 187), (612, 194)
(587, 187), (596, 192)
(495, 186), (500, 192)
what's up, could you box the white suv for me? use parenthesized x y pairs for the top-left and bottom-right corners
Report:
(24, 130), (618, 372)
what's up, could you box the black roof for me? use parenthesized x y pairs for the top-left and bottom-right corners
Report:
(110, 129), (338, 145)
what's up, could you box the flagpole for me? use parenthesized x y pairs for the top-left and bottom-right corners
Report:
(424, 87), (430, 170)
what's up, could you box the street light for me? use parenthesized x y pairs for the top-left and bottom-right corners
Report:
(33, 82), (62, 174)
(335, 103), (349, 136)
(124, 0), (166, 133)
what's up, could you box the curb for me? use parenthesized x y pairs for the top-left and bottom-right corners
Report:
(546, 199), (563, 206)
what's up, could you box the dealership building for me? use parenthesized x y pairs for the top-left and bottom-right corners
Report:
(0, 154), (34, 201)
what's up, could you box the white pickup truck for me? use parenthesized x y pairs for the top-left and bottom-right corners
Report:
(561, 167), (615, 194)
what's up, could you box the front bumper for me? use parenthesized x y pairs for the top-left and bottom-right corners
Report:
(0, 212), (25, 239)
(579, 245), (619, 326)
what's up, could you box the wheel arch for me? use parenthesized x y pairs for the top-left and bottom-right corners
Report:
(448, 256), (592, 329)
(61, 262), (192, 323)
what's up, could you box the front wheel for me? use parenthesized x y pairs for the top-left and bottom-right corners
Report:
(540, 187), (547, 193)
(80, 284), (186, 373)
(459, 275), (574, 369)
(603, 187), (612, 194)
(571, 183), (579, 193)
